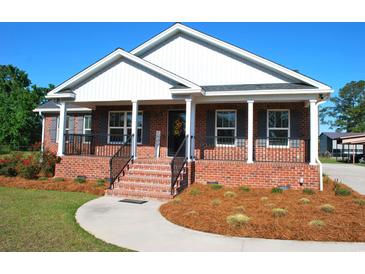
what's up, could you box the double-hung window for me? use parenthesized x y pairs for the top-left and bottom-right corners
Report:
(56, 115), (70, 143)
(267, 110), (290, 146)
(108, 111), (143, 144)
(216, 110), (236, 145)
(83, 115), (92, 143)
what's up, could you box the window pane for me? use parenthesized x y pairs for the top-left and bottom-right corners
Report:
(65, 116), (70, 130)
(269, 111), (289, 128)
(137, 112), (143, 127)
(280, 111), (288, 128)
(110, 112), (124, 127)
(217, 129), (235, 145)
(269, 111), (276, 127)
(84, 129), (92, 142)
(84, 115), (91, 130)
(269, 129), (288, 146)
(126, 112), (132, 127)
(109, 128), (124, 143)
(217, 111), (235, 128)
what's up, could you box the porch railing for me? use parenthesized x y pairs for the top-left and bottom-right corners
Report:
(170, 135), (188, 195)
(193, 136), (247, 161)
(64, 133), (131, 157)
(254, 138), (309, 163)
(109, 134), (133, 189)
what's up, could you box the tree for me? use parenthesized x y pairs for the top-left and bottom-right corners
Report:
(0, 65), (53, 147)
(320, 80), (365, 132)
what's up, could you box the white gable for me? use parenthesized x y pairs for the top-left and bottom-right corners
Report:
(141, 33), (295, 86)
(72, 58), (177, 102)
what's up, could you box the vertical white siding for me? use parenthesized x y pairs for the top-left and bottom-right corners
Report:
(142, 33), (293, 86)
(73, 59), (175, 102)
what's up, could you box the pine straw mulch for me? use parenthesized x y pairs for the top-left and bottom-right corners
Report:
(160, 177), (365, 242)
(0, 176), (107, 196)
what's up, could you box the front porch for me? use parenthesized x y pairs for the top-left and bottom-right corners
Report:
(53, 100), (320, 198)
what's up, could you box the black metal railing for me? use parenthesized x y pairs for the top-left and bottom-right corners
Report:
(254, 138), (309, 163)
(170, 135), (188, 195)
(109, 135), (133, 189)
(64, 133), (131, 157)
(193, 136), (247, 161)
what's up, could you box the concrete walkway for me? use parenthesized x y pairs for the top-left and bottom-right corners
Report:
(76, 196), (365, 252)
(323, 163), (365, 194)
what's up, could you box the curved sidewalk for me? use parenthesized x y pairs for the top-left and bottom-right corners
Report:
(76, 196), (365, 252)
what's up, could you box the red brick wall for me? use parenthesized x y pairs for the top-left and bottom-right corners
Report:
(193, 160), (319, 189)
(55, 156), (110, 179)
(43, 114), (58, 154)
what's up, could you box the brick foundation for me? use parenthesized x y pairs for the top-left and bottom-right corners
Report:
(55, 156), (110, 179)
(193, 160), (319, 189)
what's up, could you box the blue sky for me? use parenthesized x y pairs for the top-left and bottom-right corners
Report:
(1, 22), (364, 132)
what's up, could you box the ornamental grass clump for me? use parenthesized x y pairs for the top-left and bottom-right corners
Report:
(226, 214), (250, 228)
(210, 184), (223, 190)
(224, 191), (236, 198)
(190, 188), (201, 196)
(309, 220), (326, 228)
(271, 187), (283, 194)
(74, 177), (86, 184)
(53, 177), (64, 182)
(335, 188), (351, 196)
(96, 179), (106, 187)
(37, 177), (48, 181)
(298, 197), (310, 204)
(353, 199), (365, 206)
(303, 188), (315, 195)
(320, 204), (335, 213)
(211, 198), (221, 206)
(260, 196), (268, 202)
(239, 186), (250, 192)
(272, 208), (288, 217)
(172, 197), (182, 204)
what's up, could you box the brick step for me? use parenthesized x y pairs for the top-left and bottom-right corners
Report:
(135, 158), (172, 165)
(121, 175), (171, 184)
(127, 169), (171, 178)
(106, 188), (173, 201)
(131, 163), (171, 171)
(116, 181), (171, 192)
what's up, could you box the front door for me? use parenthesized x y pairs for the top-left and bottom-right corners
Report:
(168, 110), (186, 157)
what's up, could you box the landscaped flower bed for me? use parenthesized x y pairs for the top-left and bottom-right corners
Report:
(0, 176), (107, 196)
(160, 177), (365, 242)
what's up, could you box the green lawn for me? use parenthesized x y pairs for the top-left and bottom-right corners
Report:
(319, 157), (341, 164)
(0, 187), (130, 251)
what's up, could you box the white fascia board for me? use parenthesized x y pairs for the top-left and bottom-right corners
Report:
(45, 92), (76, 99)
(131, 23), (331, 90)
(33, 108), (92, 113)
(47, 48), (200, 97)
(204, 88), (333, 97)
(170, 88), (204, 95)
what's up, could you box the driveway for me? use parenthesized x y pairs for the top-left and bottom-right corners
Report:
(323, 164), (365, 194)
(76, 196), (365, 252)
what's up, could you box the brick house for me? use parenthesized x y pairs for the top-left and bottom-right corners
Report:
(34, 23), (333, 199)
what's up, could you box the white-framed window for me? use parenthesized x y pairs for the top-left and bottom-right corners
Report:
(83, 115), (92, 143)
(267, 109), (290, 147)
(108, 111), (143, 144)
(215, 110), (236, 145)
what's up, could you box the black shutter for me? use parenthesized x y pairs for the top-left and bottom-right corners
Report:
(237, 108), (247, 147)
(290, 110), (302, 148)
(142, 111), (150, 145)
(206, 110), (215, 146)
(257, 110), (267, 147)
(50, 116), (58, 143)
(98, 109), (108, 144)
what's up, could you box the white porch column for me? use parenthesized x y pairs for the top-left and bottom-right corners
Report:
(190, 100), (196, 160)
(247, 100), (254, 163)
(185, 98), (192, 161)
(131, 100), (138, 160)
(309, 99), (318, 165)
(40, 112), (45, 153)
(57, 101), (67, 156)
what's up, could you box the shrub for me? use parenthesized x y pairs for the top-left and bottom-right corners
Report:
(303, 188), (315, 195)
(353, 199), (365, 206)
(335, 188), (351, 196)
(0, 166), (17, 177)
(260, 197), (268, 202)
(17, 156), (40, 179)
(190, 188), (201, 196)
(96, 179), (106, 187)
(38, 177), (48, 181)
(239, 186), (250, 192)
(74, 177), (86, 184)
(39, 150), (59, 177)
(210, 184), (223, 190)
(308, 220), (325, 228)
(272, 208), (288, 217)
(224, 191), (236, 198)
(53, 177), (65, 182)
(226, 214), (250, 228)
(211, 198), (221, 206)
(320, 204), (335, 213)
(233, 205), (245, 213)
(298, 198), (310, 204)
(271, 187), (283, 194)
(265, 202), (276, 208)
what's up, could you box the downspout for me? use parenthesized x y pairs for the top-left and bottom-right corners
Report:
(316, 99), (327, 191)
(39, 111), (45, 153)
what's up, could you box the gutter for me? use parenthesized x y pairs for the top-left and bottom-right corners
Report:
(316, 99), (327, 191)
